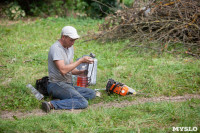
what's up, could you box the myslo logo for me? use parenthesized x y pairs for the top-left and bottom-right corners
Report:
(172, 127), (198, 132)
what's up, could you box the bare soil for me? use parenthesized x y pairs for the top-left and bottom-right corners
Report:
(0, 17), (39, 26)
(1, 94), (200, 120)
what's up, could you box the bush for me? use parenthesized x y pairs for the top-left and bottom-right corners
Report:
(4, 2), (25, 20)
(28, 0), (88, 18)
(1, 0), (119, 18)
(84, 0), (119, 18)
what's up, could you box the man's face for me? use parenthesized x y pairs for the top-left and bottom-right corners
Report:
(63, 36), (76, 48)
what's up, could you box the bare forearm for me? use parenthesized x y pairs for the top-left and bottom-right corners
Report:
(55, 60), (82, 75)
(72, 68), (83, 75)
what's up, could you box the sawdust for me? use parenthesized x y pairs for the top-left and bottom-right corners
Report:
(1, 94), (199, 120)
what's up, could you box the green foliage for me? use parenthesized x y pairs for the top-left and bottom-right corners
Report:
(28, 0), (89, 17)
(29, 2), (46, 17)
(28, 0), (120, 18)
(84, 0), (119, 18)
(4, 2), (25, 20)
(124, 0), (134, 7)
(1, 0), (121, 18)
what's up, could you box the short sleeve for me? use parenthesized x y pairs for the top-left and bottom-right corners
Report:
(50, 44), (64, 61)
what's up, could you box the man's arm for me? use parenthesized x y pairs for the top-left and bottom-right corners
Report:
(70, 59), (85, 75)
(71, 68), (85, 75)
(54, 56), (93, 76)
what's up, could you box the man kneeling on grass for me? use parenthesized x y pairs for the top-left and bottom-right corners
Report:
(42, 26), (96, 113)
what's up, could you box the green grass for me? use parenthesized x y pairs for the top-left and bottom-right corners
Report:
(0, 17), (200, 132)
(0, 17), (200, 111)
(0, 98), (199, 133)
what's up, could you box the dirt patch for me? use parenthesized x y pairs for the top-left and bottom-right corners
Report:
(90, 94), (200, 109)
(1, 94), (199, 120)
(0, 17), (39, 26)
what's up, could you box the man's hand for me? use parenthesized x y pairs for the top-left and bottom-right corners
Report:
(80, 56), (94, 64)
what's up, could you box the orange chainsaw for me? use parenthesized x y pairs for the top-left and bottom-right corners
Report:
(105, 79), (136, 96)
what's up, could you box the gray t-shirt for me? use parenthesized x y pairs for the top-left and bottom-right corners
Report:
(48, 40), (74, 83)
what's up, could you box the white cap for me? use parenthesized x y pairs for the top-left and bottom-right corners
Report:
(61, 26), (80, 39)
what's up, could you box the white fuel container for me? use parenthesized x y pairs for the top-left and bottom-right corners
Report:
(76, 53), (97, 86)
(87, 58), (97, 85)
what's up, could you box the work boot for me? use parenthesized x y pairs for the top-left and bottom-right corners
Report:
(42, 101), (52, 113)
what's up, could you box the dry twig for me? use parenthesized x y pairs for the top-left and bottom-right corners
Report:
(88, 0), (200, 57)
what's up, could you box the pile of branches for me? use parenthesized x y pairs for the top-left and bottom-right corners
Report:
(92, 0), (200, 57)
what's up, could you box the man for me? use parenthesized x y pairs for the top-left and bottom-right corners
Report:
(42, 26), (96, 113)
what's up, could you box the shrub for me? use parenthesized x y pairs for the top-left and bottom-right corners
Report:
(84, 0), (119, 18)
(4, 2), (25, 20)
(1, 0), (119, 18)
(28, 0), (88, 18)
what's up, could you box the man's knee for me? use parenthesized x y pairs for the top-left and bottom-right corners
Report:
(89, 89), (96, 100)
(80, 99), (88, 109)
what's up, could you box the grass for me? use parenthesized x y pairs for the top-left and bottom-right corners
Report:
(0, 98), (199, 132)
(0, 17), (200, 132)
(0, 17), (103, 110)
